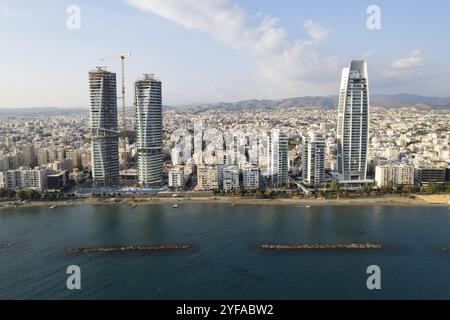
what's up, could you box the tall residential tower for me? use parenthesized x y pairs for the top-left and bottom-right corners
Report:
(336, 60), (370, 183)
(302, 132), (325, 189)
(89, 68), (120, 187)
(135, 74), (163, 186)
(268, 129), (289, 187)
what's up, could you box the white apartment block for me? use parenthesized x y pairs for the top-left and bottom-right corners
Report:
(268, 129), (289, 187)
(222, 165), (240, 192)
(196, 165), (219, 191)
(242, 165), (260, 190)
(0, 167), (50, 191)
(375, 163), (414, 188)
(0, 171), (5, 189)
(168, 166), (185, 190)
(302, 132), (326, 189)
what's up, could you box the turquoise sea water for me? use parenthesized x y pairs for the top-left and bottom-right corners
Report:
(0, 204), (450, 299)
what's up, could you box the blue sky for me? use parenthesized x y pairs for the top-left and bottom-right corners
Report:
(1, 0), (450, 108)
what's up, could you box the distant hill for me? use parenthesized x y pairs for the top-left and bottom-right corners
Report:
(0, 107), (87, 117)
(371, 94), (450, 109)
(1, 93), (449, 116)
(168, 96), (338, 112)
(168, 94), (450, 112)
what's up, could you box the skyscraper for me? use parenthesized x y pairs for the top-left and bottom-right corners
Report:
(302, 132), (325, 189)
(89, 68), (120, 187)
(336, 60), (370, 182)
(268, 129), (289, 187)
(135, 74), (163, 186)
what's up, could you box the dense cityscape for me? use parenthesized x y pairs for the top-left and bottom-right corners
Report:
(1, 60), (450, 203)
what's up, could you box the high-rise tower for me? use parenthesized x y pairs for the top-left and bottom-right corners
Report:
(302, 132), (325, 189)
(135, 74), (163, 186)
(336, 60), (369, 182)
(268, 129), (289, 187)
(89, 68), (120, 187)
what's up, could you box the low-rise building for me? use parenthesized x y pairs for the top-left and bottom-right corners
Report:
(414, 167), (446, 188)
(0, 166), (50, 191)
(222, 165), (239, 192)
(375, 163), (414, 188)
(168, 166), (185, 191)
(196, 165), (219, 191)
(242, 165), (259, 190)
(47, 171), (68, 191)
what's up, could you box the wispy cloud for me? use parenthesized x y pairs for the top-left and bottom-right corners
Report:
(391, 49), (423, 70)
(304, 20), (329, 43)
(126, 0), (338, 96)
(385, 49), (424, 78)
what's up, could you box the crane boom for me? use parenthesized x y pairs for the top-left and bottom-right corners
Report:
(99, 53), (131, 185)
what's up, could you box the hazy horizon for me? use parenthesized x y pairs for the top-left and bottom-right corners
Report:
(2, 92), (450, 110)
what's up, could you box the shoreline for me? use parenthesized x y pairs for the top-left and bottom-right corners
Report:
(1, 195), (449, 211)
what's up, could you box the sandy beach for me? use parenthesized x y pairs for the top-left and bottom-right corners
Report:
(2, 194), (450, 211)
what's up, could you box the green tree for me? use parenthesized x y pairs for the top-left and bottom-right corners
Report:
(330, 180), (340, 192)
(16, 190), (27, 201)
(402, 185), (414, 194)
(48, 192), (57, 201)
(0, 188), (16, 199)
(382, 181), (395, 194)
(425, 182), (439, 194)
(362, 184), (373, 197)
(26, 189), (41, 200)
(7, 189), (16, 199)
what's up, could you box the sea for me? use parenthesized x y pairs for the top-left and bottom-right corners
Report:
(1, 203), (450, 299)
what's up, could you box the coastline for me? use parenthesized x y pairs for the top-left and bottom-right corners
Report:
(1, 195), (449, 211)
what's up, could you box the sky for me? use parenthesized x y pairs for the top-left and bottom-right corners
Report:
(1, 0), (450, 108)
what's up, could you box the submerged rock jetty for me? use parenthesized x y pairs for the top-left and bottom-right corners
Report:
(67, 245), (191, 253)
(260, 243), (382, 250)
(0, 243), (14, 249)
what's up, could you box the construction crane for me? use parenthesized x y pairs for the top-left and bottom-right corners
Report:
(100, 53), (130, 130)
(99, 53), (131, 185)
